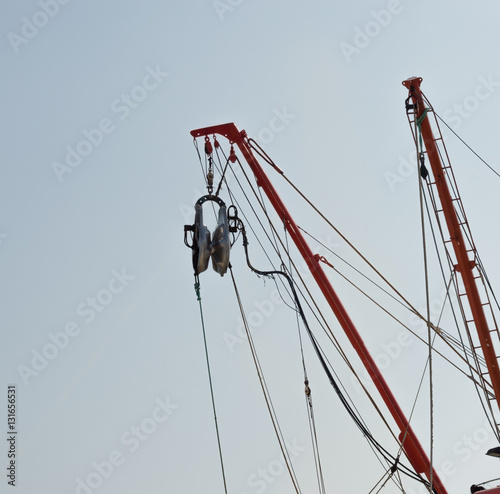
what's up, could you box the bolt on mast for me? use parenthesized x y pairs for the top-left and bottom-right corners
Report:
(191, 122), (448, 494)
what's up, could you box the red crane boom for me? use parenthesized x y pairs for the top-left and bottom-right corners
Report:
(191, 122), (448, 494)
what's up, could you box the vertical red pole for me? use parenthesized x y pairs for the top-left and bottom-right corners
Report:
(191, 123), (448, 494)
(403, 76), (500, 416)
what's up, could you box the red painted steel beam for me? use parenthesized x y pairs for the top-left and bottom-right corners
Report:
(191, 123), (448, 494)
(403, 76), (500, 416)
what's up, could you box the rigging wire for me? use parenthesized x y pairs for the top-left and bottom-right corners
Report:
(476, 476), (500, 488)
(214, 155), (232, 197)
(283, 221), (328, 494)
(229, 265), (303, 494)
(211, 144), (299, 315)
(265, 223), (413, 486)
(193, 138), (208, 188)
(232, 210), (436, 492)
(212, 144), (297, 305)
(192, 141), (306, 491)
(255, 166), (285, 262)
(193, 275), (229, 494)
(412, 109), (438, 492)
(434, 112), (500, 179)
(298, 226), (413, 313)
(418, 163), (435, 493)
(476, 254), (500, 313)
(367, 465), (397, 494)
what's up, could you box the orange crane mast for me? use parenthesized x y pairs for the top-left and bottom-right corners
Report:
(403, 77), (500, 431)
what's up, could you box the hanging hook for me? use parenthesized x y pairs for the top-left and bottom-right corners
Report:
(229, 144), (237, 163)
(204, 136), (214, 194)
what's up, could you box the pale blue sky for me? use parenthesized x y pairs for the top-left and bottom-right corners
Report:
(2, 1), (500, 493)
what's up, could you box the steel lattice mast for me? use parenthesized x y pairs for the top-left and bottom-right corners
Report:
(403, 77), (500, 431)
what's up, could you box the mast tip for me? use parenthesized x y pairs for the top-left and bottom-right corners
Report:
(402, 76), (423, 90)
